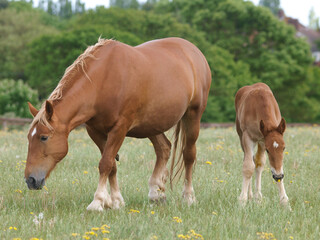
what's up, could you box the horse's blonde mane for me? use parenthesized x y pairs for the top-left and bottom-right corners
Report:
(30, 38), (114, 131)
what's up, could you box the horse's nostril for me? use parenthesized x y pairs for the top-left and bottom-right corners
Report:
(272, 173), (284, 182)
(26, 176), (44, 190)
(28, 176), (36, 185)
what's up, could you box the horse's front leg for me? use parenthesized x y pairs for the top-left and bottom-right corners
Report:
(87, 124), (127, 211)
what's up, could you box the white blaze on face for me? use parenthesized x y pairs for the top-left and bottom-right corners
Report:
(273, 141), (279, 148)
(31, 127), (37, 137)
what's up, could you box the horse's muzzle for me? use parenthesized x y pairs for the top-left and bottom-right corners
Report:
(26, 176), (45, 190)
(272, 173), (284, 182)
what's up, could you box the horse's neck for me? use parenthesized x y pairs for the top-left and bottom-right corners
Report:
(54, 80), (96, 131)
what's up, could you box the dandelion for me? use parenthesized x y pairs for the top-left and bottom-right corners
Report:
(9, 227), (18, 230)
(101, 230), (110, 234)
(30, 212), (34, 215)
(15, 189), (22, 193)
(103, 238), (110, 240)
(151, 211), (155, 215)
(83, 171), (88, 174)
(71, 233), (80, 237)
(128, 209), (140, 214)
(285, 151), (289, 155)
(101, 224), (111, 229)
(151, 236), (158, 240)
(82, 236), (90, 240)
(91, 227), (100, 231)
(12, 238), (21, 240)
(173, 217), (182, 223)
(205, 161), (212, 165)
(289, 237), (294, 239)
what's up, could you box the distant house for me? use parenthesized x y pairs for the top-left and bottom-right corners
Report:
(278, 9), (320, 64)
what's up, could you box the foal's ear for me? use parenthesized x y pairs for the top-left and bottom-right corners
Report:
(277, 117), (286, 135)
(28, 102), (39, 117)
(45, 100), (54, 120)
(260, 120), (267, 136)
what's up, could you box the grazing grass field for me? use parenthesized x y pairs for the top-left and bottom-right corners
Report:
(0, 126), (319, 240)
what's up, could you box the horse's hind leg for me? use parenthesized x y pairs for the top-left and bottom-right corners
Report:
(181, 109), (201, 205)
(239, 131), (255, 205)
(148, 133), (171, 202)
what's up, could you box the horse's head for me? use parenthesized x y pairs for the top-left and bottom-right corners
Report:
(260, 118), (286, 182)
(25, 101), (68, 190)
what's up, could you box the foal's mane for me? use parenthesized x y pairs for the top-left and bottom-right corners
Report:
(31, 38), (114, 131)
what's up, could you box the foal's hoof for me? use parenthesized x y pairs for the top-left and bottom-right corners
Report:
(87, 200), (104, 212)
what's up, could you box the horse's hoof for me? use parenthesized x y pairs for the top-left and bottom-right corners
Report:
(183, 193), (196, 206)
(87, 200), (104, 211)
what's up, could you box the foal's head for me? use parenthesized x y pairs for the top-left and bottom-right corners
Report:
(260, 118), (286, 182)
(25, 101), (68, 190)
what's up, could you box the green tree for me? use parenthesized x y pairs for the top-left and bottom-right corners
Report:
(110, 0), (140, 9)
(259, 0), (280, 15)
(0, 6), (58, 80)
(59, 0), (72, 18)
(308, 7), (320, 30)
(0, 79), (39, 117)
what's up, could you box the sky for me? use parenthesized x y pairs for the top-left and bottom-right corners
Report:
(31, 0), (320, 27)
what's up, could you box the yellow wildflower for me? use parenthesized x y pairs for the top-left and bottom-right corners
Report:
(91, 227), (100, 231)
(205, 161), (212, 165)
(71, 233), (79, 237)
(101, 230), (110, 234)
(128, 209), (140, 214)
(83, 171), (88, 174)
(15, 189), (22, 193)
(289, 237), (294, 239)
(173, 217), (182, 223)
(212, 211), (218, 215)
(151, 211), (155, 215)
(101, 224), (111, 229)
(82, 236), (90, 240)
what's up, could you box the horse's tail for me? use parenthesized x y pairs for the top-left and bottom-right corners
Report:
(170, 120), (187, 189)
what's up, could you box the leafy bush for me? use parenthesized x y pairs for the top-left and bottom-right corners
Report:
(0, 79), (39, 117)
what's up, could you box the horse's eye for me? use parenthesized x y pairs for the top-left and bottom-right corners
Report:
(266, 149), (269, 153)
(40, 136), (49, 142)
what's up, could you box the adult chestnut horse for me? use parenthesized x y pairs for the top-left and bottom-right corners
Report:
(235, 83), (288, 205)
(25, 37), (211, 211)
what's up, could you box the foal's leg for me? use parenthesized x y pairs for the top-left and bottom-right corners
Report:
(86, 124), (127, 211)
(181, 110), (201, 205)
(277, 178), (289, 205)
(239, 132), (255, 205)
(254, 143), (266, 201)
(148, 134), (171, 202)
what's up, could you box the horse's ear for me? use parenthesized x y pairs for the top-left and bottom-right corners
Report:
(260, 120), (267, 136)
(277, 117), (286, 135)
(45, 100), (54, 120)
(28, 102), (39, 117)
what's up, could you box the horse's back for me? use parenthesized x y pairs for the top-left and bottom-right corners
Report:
(92, 38), (211, 137)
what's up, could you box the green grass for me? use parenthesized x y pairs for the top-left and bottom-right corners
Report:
(0, 127), (320, 240)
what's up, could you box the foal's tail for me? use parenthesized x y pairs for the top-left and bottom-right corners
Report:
(170, 120), (187, 189)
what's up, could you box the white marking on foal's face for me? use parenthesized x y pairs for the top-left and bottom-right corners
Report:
(31, 127), (37, 137)
(273, 141), (279, 148)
